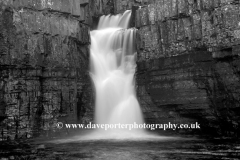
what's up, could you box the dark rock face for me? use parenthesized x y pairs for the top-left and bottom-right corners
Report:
(135, 0), (240, 136)
(0, 0), (95, 139)
(1, 0), (240, 139)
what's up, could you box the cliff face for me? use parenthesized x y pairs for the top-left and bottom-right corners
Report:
(135, 0), (240, 136)
(0, 0), (97, 139)
(1, 0), (240, 139)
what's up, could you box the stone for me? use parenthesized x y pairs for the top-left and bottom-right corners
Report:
(0, 0), (93, 139)
(134, 1), (240, 136)
(178, 0), (188, 16)
(156, 0), (164, 21)
(36, 144), (45, 150)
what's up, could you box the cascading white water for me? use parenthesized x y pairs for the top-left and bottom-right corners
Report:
(51, 11), (177, 143)
(90, 10), (145, 137)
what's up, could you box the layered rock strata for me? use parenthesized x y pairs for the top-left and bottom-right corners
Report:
(135, 0), (240, 136)
(0, 0), (95, 139)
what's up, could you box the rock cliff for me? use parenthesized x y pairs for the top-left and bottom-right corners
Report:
(0, 0), (97, 139)
(135, 0), (240, 136)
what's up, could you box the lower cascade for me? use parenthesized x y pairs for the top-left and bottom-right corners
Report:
(89, 10), (146, 138)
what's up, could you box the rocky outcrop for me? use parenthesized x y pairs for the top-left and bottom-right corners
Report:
(0, 0), (94, 140)
(135, 0), (240, 136)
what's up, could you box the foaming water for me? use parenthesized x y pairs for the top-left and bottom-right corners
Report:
(89, 10), (148, 139)
(50, 130), (182, 144)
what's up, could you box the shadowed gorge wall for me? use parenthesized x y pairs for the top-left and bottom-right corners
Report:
(0, 0), (96, 139)
(135, 0), (240, 136)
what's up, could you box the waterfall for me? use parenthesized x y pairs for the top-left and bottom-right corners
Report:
(90, 10), (146, 137)
(51, 11), (178, 143)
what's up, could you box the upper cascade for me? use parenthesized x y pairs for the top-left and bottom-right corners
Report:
(97, 10), (132, 29)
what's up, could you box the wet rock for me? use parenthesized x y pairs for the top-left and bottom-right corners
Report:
(31, 149), (37, 154)
(235, 146), (240, 150)
(36, 144), (45, 150)
(134, 0), (240, 136)
(0, 0), (93, 139)
(8, 156), (14, 160)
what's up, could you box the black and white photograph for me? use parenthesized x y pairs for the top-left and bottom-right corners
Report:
(0, 0), (240, 159)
